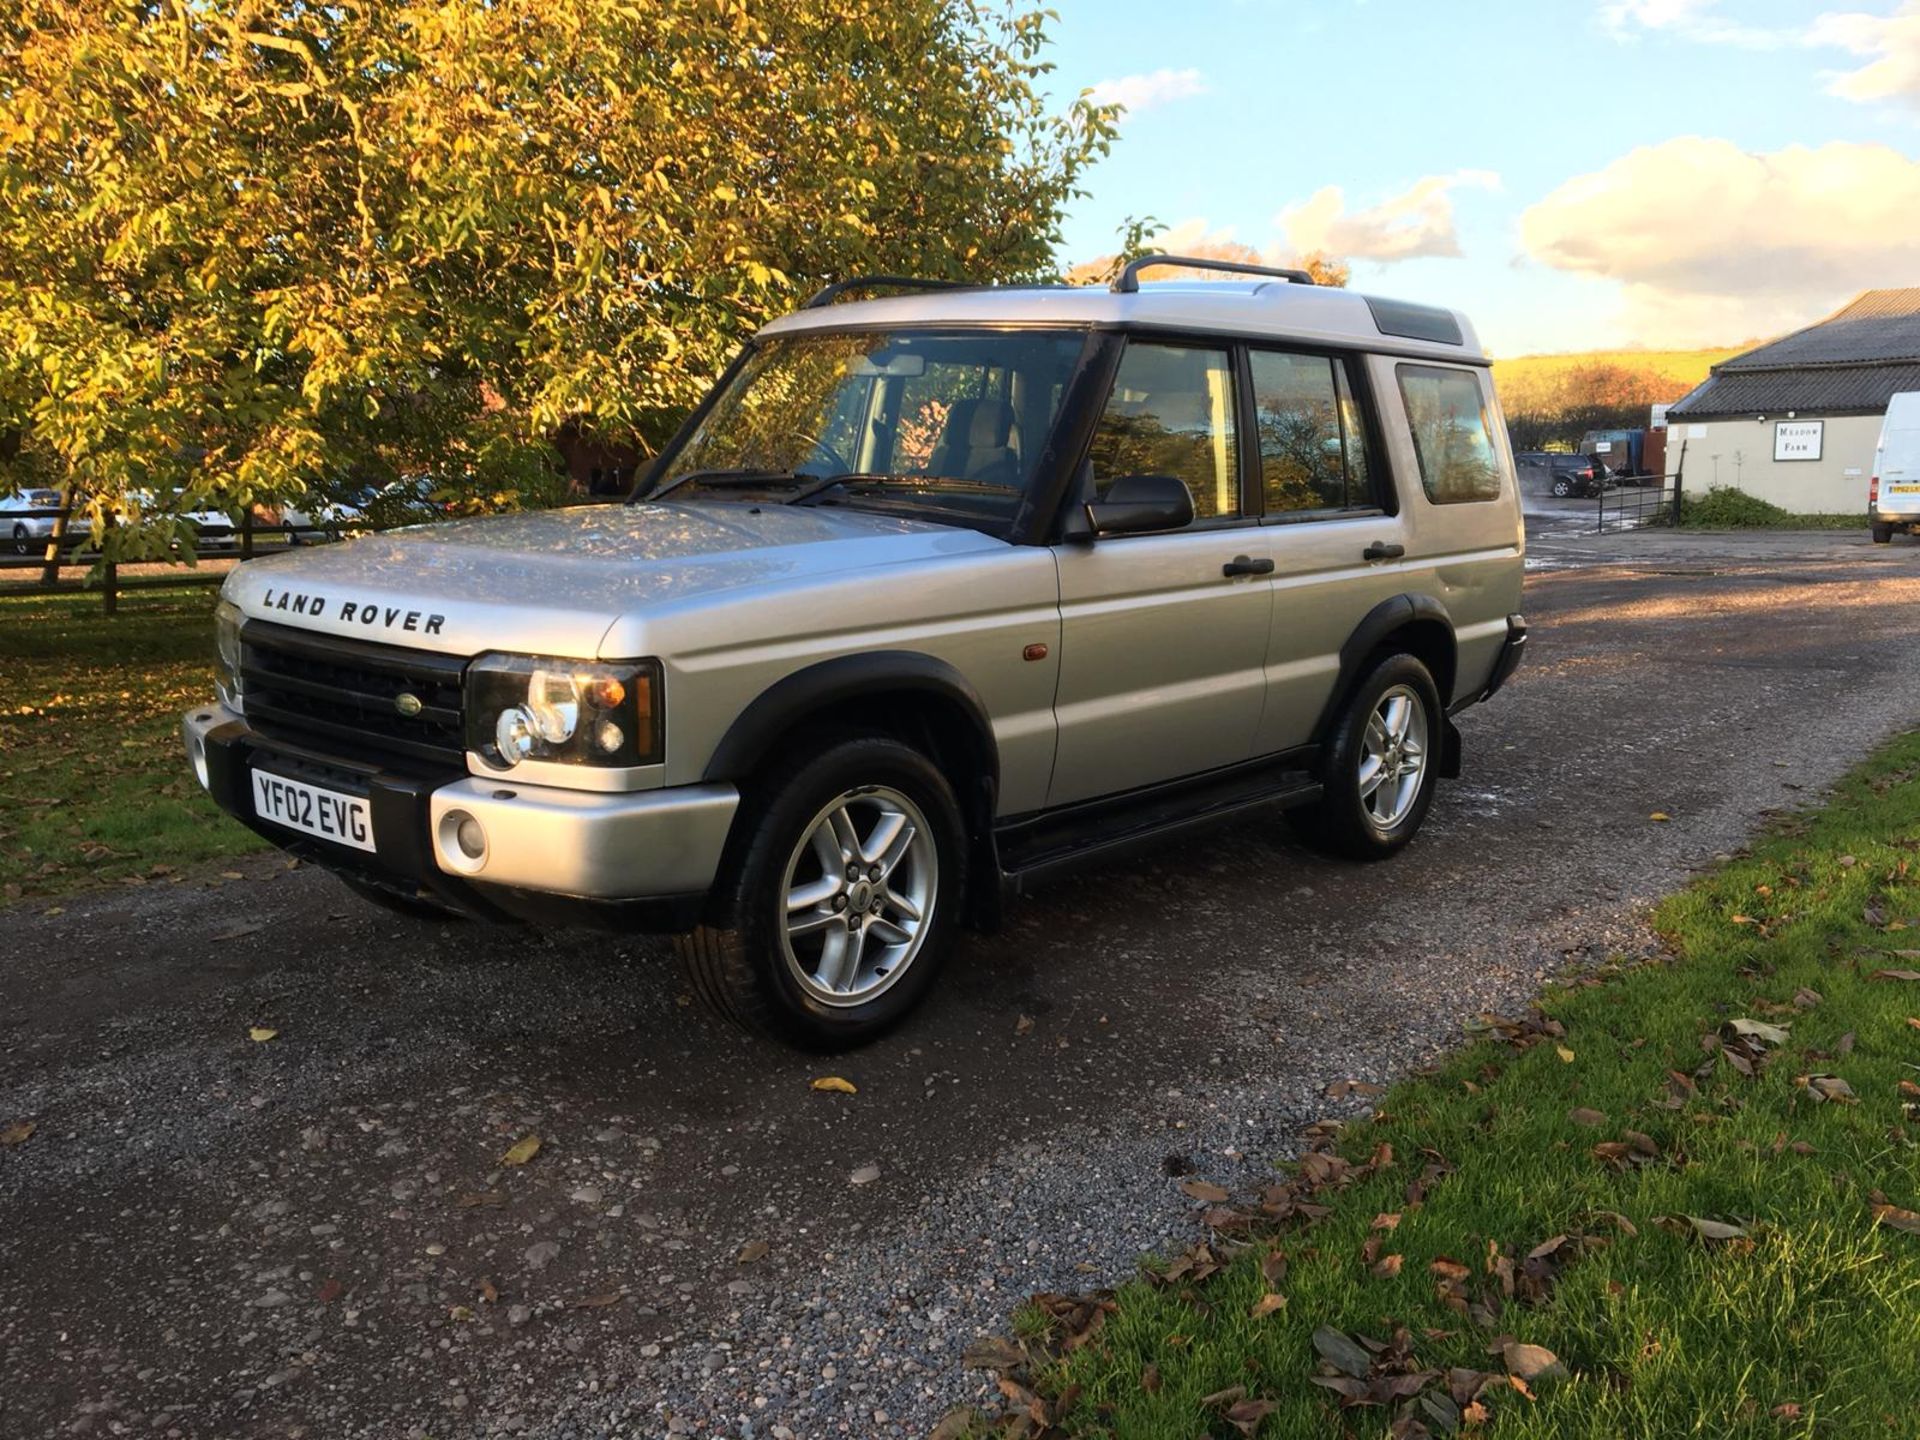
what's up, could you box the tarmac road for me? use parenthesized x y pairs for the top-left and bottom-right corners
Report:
(3, 526), (1919, 1439)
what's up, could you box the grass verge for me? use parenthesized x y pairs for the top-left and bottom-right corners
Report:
(958, 735), (1920, 1438)
(0, 590), (261, 899)
(1669, 487), (1863, 531)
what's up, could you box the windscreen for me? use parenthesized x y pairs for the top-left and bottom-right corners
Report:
(647, 328), (1089, 531)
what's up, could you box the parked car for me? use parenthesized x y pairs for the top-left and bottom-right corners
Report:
(183, 255), (1526, 1047)
(1514, 451), (1609, 498)
(1870, 390), (1920, 543)
(1, 486), (91, 554)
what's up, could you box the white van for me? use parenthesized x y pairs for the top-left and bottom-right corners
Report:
(1871, 390), (1920, 542)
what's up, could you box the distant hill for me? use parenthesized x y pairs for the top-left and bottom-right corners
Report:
(1491, 347), (1742, 397)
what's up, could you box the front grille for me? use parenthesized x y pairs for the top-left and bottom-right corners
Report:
(240, 620), (467, 768)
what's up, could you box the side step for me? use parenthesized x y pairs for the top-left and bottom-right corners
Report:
(996, 760), (1322, 896)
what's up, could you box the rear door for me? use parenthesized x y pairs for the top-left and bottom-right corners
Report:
(1243, 345), (1415, 755)
(1878, 393), (1920, 517)
(1047, 339), (1273, 808)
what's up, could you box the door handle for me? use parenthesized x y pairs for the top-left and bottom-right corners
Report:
(1363, 542), (1405, 561)
(1222, 555), (1275, 577)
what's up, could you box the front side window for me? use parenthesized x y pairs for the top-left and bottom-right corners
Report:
(649, 328), (1088, 531)
(1250, 350), (1375, 514)
(1085, 342), (1240, 521)
(1397, 364), (1502, 504)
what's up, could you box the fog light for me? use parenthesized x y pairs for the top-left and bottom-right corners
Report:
(455, 815), (486, 860)
(437, 807), (488, 874)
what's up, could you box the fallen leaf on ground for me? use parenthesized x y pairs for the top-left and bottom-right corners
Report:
(1727, 1017), (1790, 1045)
(1014, 1014), (1034, 1036)
(1504, 1342), (1568, 1383)
(962, 1335), (1024, 1371)
(500, 1134), (542, 1166)
(477, 1277), (499, 1303)
(1588, 1210), (1639, 1237)
(1804, 1074), (1857, 1104)
(1140, 1363), (1161, 1393)
(810, 1075), (857, 1094)
(213, 923), (263, 942)
(1771, 1403), (1804, 1420)
(1555, 1045), (1575, 1064)
(736, 1239), (770, 1264)
(1661, 1214), (1750, 1244)
(1220, 1397), (1279, 1435)
(1650, 812), (1670, 822)
(1311, 1326), (1373, 1378)
(317, 1277), (344, 1303)
(1179, 1178), (1230, 1204)
(456, 1191), (506, 1208)
(1870, 969), (1920, 982)
(1371, 1254), (1404, 1279)
(1, 1121), (34, 1147)
(1568, 1107), (1607, 1127)
(1250, 1292), (1287, 1318)
(849, 1162), (880, 1185)
(572, 1292), (621, 1309)
(1871, 1202), (1920, 1234)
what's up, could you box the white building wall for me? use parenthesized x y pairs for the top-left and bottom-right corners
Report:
(1668, 413), (1882, 513)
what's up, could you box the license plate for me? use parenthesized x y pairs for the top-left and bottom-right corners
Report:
(250, 770), (376, 852)
(1888, 483), (1920, 494)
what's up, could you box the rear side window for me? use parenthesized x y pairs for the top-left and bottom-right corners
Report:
(1397, 364), (1502, 504)
(1086, 342), (1241, 521)
(1249, 349), (1374, 514)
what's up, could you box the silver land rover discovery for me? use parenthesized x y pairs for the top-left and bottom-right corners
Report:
(183, 256), (1526, 1047)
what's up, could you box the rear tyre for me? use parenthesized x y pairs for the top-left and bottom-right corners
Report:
(1871, 522), (1894, 544)
(676, 736), (967, 1049)
(1550, 478), (1572, 498)
(1290, 652), (1443, 861)
(11, 523), (29, 555)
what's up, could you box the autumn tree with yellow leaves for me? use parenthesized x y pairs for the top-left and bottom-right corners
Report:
(0, 0), (1116, 556)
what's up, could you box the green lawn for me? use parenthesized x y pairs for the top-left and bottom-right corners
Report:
(959, 736), (1920, 1438)
(0, 590), (262, 900)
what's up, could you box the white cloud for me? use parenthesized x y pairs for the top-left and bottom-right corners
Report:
(1277, 171), (1501, 264)
(1520, 136), (1920, 345)
(1086, 68), (1209, 115)
(1599, 0), (1794, 47)
(1811, 2), (1920, 107)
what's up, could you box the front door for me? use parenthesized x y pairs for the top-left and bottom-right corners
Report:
(1048, 340), (1272, 808)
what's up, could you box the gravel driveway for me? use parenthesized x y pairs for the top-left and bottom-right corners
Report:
(3, 527), (1918, 1440)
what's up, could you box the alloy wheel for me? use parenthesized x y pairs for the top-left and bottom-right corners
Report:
(1358, 684), (1429, 829)
(778, 785), (937, 1007)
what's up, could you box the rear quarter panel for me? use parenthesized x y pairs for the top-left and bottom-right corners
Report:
(1366, 355), (1524, 701)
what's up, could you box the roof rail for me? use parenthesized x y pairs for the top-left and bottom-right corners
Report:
(801, 276), (972, 310)
(1111, 253), (1315, 294)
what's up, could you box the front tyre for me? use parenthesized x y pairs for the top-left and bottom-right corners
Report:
(1292, 653), (1443, 861)
(677, 737), (966, 1048)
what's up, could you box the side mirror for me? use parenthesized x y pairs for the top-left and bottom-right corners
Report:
(1084, 474), (1195, 537)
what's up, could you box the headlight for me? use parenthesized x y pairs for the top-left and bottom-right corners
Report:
(467, 655), (661, 769)
(214, 600), (245, 712)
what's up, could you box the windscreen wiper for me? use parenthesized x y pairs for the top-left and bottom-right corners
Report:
(787, 472), (1015, 505)
(647, 468), (801, 501)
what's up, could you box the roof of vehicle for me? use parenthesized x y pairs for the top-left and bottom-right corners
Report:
(759, 280), (1487, 364)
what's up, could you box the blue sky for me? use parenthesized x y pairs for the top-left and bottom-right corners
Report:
(1036, 0), (1920, 356)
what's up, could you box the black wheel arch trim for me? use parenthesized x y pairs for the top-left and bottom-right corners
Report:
(1313, 594), (1458, 743)
(700, 651), (1001, 793)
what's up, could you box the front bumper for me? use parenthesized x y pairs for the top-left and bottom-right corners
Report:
(182, 703), (737, 931)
